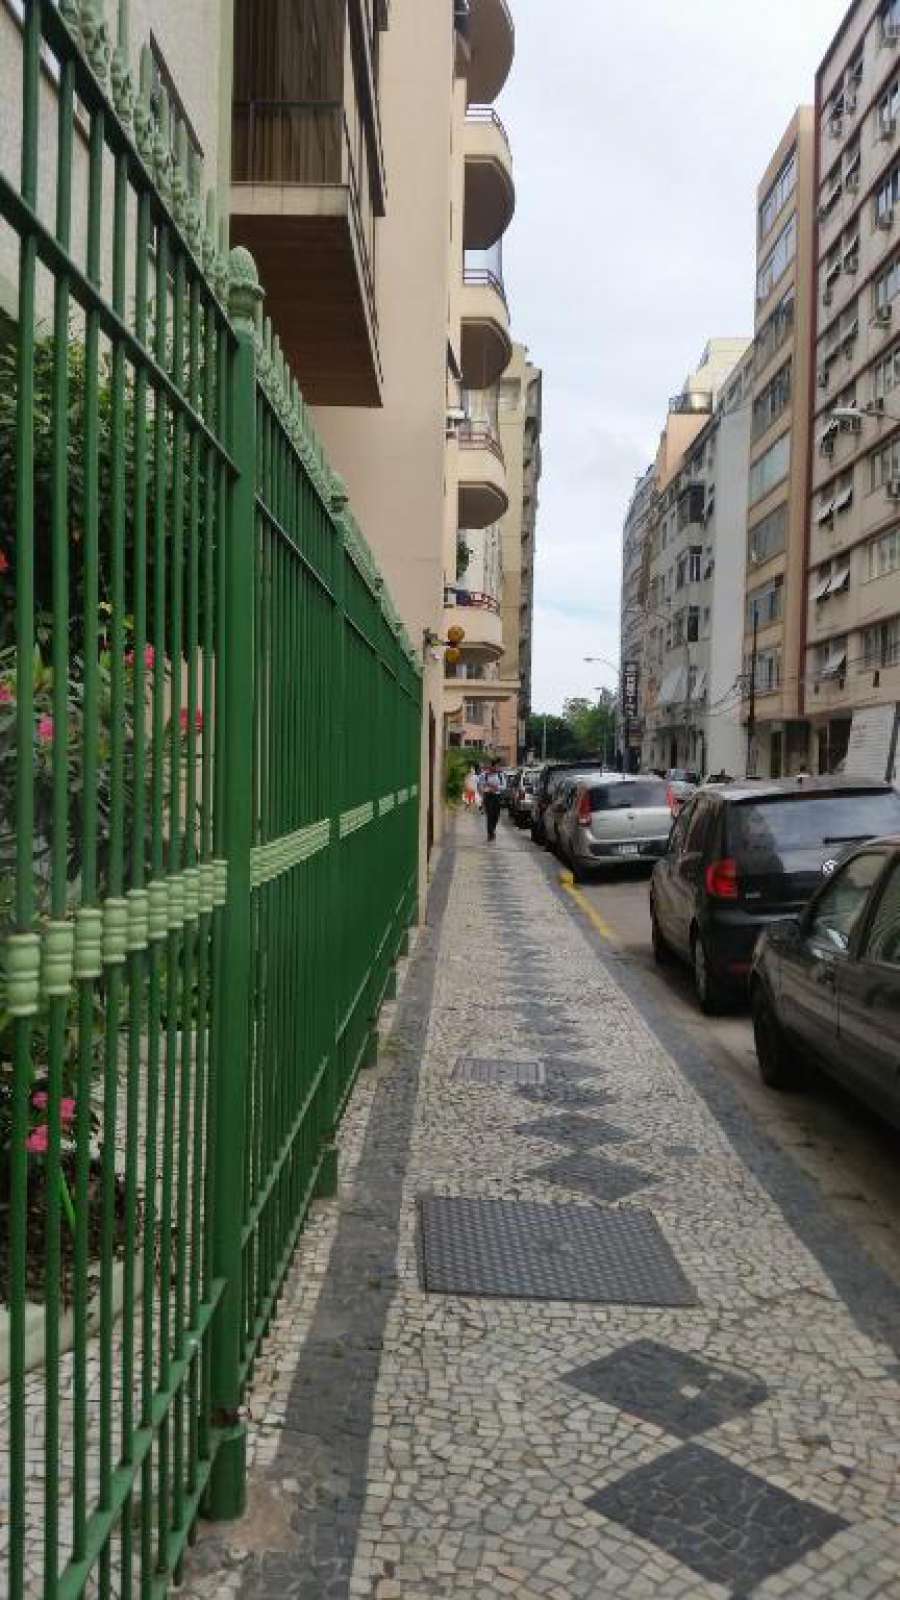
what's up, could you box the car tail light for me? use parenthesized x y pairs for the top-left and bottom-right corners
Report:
(706, 858), (739, 900)
(577, 789), (592, 826)
(666, 784), (676, 813)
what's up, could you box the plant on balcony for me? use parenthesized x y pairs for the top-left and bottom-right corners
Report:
(456, 536), (472, 579)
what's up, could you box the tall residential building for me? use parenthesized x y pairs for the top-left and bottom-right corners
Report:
(637, 339), (750, 775)
(803, 0), (900, 775)
(232, 0), (517, 873)
(493, 345), (542, 763)
(442, 4), (519, 759)
(619, 466), (657, 771)
(742, 108), (816, 779)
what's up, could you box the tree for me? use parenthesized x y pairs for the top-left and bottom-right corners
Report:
(526, 693), (618, 764)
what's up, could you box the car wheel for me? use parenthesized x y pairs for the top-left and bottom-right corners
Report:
(691, 929), (726, 1015)
(752, 984), (800, 1090)
(650, 898), (671, 965)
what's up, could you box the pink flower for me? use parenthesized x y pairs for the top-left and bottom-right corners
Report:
(0, 682), (13, 705)
(32, 1090), (49, 1110)
(60, 1098), (76, 1125)
(179, 707), (203, 735)
(36, 714), (54, 745)
(0, 551), (9, 574)
(26, 1125), (49, 1154)
(125, 645), (156, 671)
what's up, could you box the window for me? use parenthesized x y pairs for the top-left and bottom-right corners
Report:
(880, 75), (900, 129)
(759, 149), (797, 240)
(748, 502), (788, 565)
(867, 525), (900, 579)
(820, 157), (843, 219)
(869, 436), (900, 489)
(876, 160), (900, 222)
(873, 344), (900, 401)
(747, 576), (784, 629)
(677, 483), (706, 528)
(861, 860), (900, 964)
(687, 606), (700, 643)
(863, 615), (900, 667)
(588, 781), (667, 811)
(822, 301), (858, 362)
(748, 433), (790, 505)
(672, 611), (685, 647)
(809, 854), (885, 954)
(874, 253), (900, 311)
(747, 648), (781, 693)
(757, 216), (797, 302)
(814, 636), (848, 677)
(751, 361), (791, 441)
(464, 698), (484, 725)
(688, 546), (702, 582)
(884, 0), (900, 40)
(755, 291), (795, 372)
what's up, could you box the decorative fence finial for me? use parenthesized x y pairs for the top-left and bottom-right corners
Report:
(228, 247), (264, 334)
(111, 0), (133, 125)
(80, 0), (110, 85)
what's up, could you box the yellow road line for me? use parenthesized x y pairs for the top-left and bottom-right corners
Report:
(558, 870), (618, 943)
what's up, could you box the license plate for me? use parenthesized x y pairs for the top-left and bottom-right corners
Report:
(617, 843), (639, 856)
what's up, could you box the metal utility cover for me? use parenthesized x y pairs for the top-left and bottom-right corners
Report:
(418, 1196), (696, 1307)
(453, 1057), (546, 1086)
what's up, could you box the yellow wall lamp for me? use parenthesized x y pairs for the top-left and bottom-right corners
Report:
(423, 624), (466, 666)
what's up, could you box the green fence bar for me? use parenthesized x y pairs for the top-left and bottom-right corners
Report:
(1, 3), (422, 1594)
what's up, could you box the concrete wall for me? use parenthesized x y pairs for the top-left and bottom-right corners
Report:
(314, 0), (454, 901)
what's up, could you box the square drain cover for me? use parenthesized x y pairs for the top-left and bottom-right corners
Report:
(516, 1114), (629, 1150)
(587, 1442), (846, 1592)
(453, 1057), (545, 1087)
(418, 1196), (696, 1307)
(563, 1339), (768, 1438)
(532, 1152), (654, 1203)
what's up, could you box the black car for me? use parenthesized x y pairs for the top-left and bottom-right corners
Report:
(750, 837), (900, 1130)
(649, 777), (900, 1013)
(531, 760), (609, 846)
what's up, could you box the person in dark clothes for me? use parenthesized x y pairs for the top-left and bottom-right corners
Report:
(479, 761), (503, 842)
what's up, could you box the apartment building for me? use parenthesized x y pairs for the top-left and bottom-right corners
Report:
(636, 339), (750, 775)
(492, 345), (542, 762)
(743, 108), (816, 779)
(619, 466), (657, 771)
(804, 0), (900, 775)
(441, 3), (518, 760)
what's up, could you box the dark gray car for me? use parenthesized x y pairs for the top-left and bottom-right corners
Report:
(750, 836), (900, 1130)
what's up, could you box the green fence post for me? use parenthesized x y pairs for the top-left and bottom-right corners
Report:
(207, 247), (262, 1520)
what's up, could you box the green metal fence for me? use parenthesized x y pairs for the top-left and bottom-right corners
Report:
(0, 4), (422, 1596)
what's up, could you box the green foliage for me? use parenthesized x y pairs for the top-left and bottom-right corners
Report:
(527, 691), (618, 764)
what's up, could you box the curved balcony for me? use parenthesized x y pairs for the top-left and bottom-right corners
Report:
(457, 422), (509, 528)
(461, 268), (512, 388)
(443, 589), (504, 659)
(464, 110), (515, 251)
(466, 0), (515, 105)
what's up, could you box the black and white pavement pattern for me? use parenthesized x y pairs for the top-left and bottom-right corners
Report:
(185, 814), (900, 1599)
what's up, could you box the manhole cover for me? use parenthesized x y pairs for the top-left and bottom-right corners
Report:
(418, 1196), (696, 1306)
(563, 1339), (768, 1437)
(586, 1443), (846, 1591)
(532, 1152), (655, 1203)
(515, 1114), (630, 1150)
(453, 1057), (546, 1086)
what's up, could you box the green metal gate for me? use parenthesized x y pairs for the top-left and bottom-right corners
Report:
(0, 5), (422, 1595)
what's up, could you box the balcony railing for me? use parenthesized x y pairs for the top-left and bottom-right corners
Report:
(466, 104), (512, 149)
(445, 585), (502, 614)
(462, 266), (508, 307)
(458, 420), (505, 462)
(232, 98), (378, 344)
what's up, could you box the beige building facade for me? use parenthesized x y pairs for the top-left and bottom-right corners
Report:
(493, 345), (542, 763)
(801, 0), (900, 775)
(743, 107), (816, 779)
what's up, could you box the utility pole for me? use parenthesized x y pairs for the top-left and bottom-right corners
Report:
(746, 604), (758, 779)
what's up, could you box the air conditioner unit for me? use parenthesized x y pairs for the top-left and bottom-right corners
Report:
(877, 208), (896, 229)
(887, 477), (900, 499)
(867, 397), (887, 414)
(817, 201), (833, 222)
(845, 91), (858, 113)
(880, 113), (897, 139)
(846, 169), (860, 191)
(828, 115), (843, 138)
(875, 304), (894, 326)
(844, 252), (859, 273)
(837, 412), (863, 433)
(818, 367), (831, 388)
(884, 20), (900, 43)
(820, 435), (836, 458)
(823, 287), (833, 306)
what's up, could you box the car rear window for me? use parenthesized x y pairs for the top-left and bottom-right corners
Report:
(589, 781), (668, 811)
(728, 791), (900, 861)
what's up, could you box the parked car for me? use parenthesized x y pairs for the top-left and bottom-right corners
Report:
(649, 776), (900, 1013)
(531, 761), (608, 845)
(557, 776), (671, 880)
(499, 768), (519, 807)
(750, 837), (900, 1129)
(665, 767), (700, 816)
(509, 767), (541, 828)
(544, 774), (593, 854)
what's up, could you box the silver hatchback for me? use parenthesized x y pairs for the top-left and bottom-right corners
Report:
(558, 776), (672, 880)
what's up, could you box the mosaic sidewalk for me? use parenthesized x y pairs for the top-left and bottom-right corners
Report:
(185, 814), (900, 1599)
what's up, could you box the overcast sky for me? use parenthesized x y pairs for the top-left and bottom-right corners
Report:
(498, 0), (850, 714)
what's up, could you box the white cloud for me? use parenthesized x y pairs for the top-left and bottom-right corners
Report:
(502, 0), (849, 713)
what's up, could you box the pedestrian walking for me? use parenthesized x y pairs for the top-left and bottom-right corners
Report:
(479, 761), (503, 842)
(463, 765), (478, 810)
